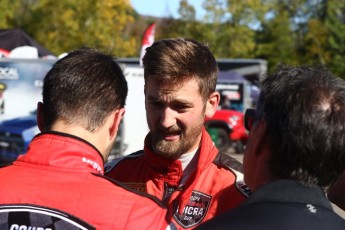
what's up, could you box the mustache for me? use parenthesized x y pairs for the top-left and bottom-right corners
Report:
(157, 126), (182, 135)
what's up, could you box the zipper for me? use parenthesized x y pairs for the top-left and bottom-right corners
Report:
(162, 182), (176, 205)
(162, 182), (184, 205)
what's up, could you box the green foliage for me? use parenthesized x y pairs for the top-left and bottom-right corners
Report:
(323, 0), (345, 77)
(1, 0), (345, 78)
(1, 0), (136, 56)
(179, 0), (196, 21)
(0, 0), (22, 28)
(255, 5), (300, 69)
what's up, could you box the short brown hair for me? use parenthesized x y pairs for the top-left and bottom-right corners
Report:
(142, 38), (218, 100)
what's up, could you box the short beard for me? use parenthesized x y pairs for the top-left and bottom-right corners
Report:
(151, 122), (203, 160)
(152, 137), (186, 160)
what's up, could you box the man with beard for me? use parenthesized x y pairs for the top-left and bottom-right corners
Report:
(0, 48), (171, 230)
(105, 38), (250, 229)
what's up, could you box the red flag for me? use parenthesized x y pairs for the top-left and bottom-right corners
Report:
(0, 48), (10, 58)
(139, 22), (156, 66)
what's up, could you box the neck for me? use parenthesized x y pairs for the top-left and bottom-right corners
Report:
(50, 120), (107, 161)
(178, 148), (198, 170)
(250, 161), (276, 192)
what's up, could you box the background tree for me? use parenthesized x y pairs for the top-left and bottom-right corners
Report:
(156, 0), (210, 45)
(2, 0), (345, 78)
(202, 0), (269, 58)
(255, 6), (299, 69)
(0, 0), (25, 28)
(1, 0), (136, 56)
(322, 0), (345, 77)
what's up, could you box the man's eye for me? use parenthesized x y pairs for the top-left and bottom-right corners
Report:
(150, 101), (164, 108)
(173, 104), (190, 111)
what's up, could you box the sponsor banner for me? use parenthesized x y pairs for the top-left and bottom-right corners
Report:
(0, 59), (54, 121)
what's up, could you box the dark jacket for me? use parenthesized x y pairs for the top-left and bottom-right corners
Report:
(197, 180), (345, 230)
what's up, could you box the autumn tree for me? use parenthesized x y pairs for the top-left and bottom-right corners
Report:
(2, 0), (345, 78)
(1, 0), (137, 56)
(0, 0), (30, 29)
(322, 0), (345, 77)
(202, 0), (270, 58)
(255, 4), (300, 69)
(157, 0), (210, 45)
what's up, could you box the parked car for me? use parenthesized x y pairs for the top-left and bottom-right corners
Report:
(0, 110), (125, 164)
(0, 110), (38, 164)
(204, 109), (248, 153)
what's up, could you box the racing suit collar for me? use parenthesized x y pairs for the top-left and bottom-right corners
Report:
(143, 135), (183, 187)
(247, 180), (332, 210)
(144, 128), (219, 212)
(178, 127), (219, 212)
(15, 131), (105, 175)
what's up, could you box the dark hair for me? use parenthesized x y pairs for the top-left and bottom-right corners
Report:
(142, 38), (218, 100)
(257, 65), (345, 190)
(42, 47), (128, 131)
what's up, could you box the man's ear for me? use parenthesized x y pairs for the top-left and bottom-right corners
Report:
(205, 92), (220, 118)
(37, 102), (45, 132)
(109, 108), (125, 140)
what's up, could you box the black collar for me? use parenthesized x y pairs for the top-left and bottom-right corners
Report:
(247, 180), (332, 210)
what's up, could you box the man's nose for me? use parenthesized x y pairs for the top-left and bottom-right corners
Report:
(159, 107), (176, 128)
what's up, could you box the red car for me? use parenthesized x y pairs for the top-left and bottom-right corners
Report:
(204, 109), (248, 153)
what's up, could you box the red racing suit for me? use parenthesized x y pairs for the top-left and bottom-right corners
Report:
(105, 128), (250, 229)
(0, 132), (170, 230)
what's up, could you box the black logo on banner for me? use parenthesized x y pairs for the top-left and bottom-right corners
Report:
(173, 191), (211, 228)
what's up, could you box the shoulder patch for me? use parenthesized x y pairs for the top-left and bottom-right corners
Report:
(213, 152), (251, 197)
(231, 168), (252, 197)
(213, 152), (243, 173)
(104, 150), (144, 173)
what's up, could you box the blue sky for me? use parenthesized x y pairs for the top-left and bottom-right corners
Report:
(130, 0), (206, 20)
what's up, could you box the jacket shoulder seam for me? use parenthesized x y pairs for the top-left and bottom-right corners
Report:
(94, 173), (166, 208)
(213, 152), (251, 197)
(104, 150), (144, 173)
(212, 152), (243, 172)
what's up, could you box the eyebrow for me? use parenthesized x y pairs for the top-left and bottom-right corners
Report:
(147, 95), (194, 107)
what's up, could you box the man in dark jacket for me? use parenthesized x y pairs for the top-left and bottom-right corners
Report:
(0, 48), (170, 229)
(197, 65), (345, 229)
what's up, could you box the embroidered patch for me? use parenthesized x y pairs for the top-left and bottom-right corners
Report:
(173, 191), (211, 228)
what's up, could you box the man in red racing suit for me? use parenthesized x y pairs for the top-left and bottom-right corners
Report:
(106, 38), (250, 229)
(0, 48), (172, 230)
(105, 128), (250, 229)
(0, 132), (170, 230)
